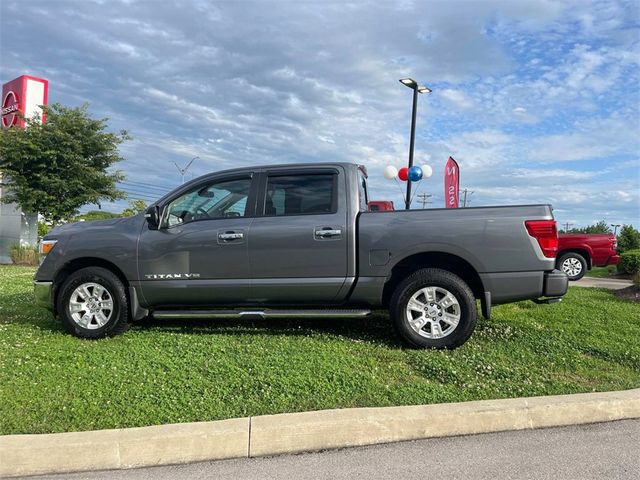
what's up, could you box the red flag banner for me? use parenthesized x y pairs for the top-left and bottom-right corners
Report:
(444, 156), (459, 208)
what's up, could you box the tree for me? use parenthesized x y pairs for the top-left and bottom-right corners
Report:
(74, 210), (121, 222)
(567, 220), (612, 234)
(617, 225), (640, 253)
(121, 199), (148, 217)
(0, 103), (129, 223)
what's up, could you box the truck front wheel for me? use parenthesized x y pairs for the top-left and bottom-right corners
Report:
(57, 267), (130, 339)
(390, 268), (477, 349)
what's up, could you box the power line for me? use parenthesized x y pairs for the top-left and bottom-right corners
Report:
(416, 193), (432, 209)
(120, 185), (169, 195)
(119, 183), (170, 196)
(119, 183), (170, 194)
(120, 179), (173, 191)
(119, 189), (160, 202)
(120, 191), (165, 200)
(120, 178), (168, 187)
(461, 189), (474, 207)
(119, 185), (160, 194)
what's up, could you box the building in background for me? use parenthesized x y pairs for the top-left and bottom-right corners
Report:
(0, 75), (48, 263)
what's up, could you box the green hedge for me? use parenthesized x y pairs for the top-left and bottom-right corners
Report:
(618, 249), (640, 275)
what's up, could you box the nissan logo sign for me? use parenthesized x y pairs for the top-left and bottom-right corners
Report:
(2, 91), (20, 128)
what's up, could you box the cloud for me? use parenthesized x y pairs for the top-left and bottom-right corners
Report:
(440, 89), (474, 110)
(0, 0), (638, 225)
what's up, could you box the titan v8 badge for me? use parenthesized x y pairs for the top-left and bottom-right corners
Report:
(144, 273), (201, 280)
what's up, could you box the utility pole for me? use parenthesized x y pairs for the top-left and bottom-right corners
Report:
(416, 193), (432, 209)
(563, 222), (573, 232)
(173, 156), (199, 184)
(461, 189), (474, 207)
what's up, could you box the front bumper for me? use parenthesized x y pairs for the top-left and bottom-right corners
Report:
(542, 269), (568, 297)
(34, 281), (54, 311)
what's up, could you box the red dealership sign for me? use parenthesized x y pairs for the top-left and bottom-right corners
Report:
(444, 156), (459, 208)
(1, 75), (48, 128)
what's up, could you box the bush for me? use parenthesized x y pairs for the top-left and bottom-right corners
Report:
(617, 225), (640, 254)
(9, 244), (39, 266)
(618, 249), (640, 275)
(37, 221), (50, 238)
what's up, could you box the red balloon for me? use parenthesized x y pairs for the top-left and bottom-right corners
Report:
(398, 167), (409, 181)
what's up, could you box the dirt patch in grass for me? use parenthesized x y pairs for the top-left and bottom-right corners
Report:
(614, 286), (640, 303)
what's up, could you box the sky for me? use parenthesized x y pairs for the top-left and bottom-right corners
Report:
(1, 0), (639, 228)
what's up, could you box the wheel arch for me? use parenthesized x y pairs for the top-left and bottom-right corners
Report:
(52, 257), (130, 315)
(557, 248), (591, 269)
(381, 252), (485, 307)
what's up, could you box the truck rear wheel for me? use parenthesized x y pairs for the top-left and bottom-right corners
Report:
(390, 268), (477, 349)
(557, 252), (587, 281)
(57, 267), (130, 339)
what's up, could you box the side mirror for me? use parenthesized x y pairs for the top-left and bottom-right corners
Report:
(144, 205), (161, 230)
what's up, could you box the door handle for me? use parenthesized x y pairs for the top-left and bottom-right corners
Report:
(218, 232), (244, 241)
(314, 228), (342, 238)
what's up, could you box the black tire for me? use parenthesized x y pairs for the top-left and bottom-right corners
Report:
(57, 267), (130, 339)
(390, 268), (477, 349)
(556, 252), (587, 281)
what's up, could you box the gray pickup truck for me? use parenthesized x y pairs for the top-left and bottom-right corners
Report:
(34, 162), (567, 348)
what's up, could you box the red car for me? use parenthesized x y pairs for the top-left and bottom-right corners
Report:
(368, 200), (394, 211)
(556, 233), (620, 281)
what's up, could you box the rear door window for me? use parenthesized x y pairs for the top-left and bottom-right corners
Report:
(264, 174), (336, 216)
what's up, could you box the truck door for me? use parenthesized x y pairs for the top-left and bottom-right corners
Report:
(137, 174), (256, 307)
(248, 168), (349, 303)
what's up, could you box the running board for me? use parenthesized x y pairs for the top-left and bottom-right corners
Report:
(532, 297), (563, 304)
(152, 309), (372, 320)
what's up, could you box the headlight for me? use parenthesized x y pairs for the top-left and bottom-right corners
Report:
(39, 239), (57, 256)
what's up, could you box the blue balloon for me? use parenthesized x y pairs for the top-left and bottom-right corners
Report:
(408, 166), (423, 181)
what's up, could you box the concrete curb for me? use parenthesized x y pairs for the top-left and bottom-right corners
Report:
(1, 389), (639, 478)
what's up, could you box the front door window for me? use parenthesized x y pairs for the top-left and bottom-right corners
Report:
(163, 177), (252, 228)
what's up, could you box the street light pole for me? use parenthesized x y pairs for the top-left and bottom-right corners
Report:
(399, 78), (431, 210)
(405, 87), (418, 210)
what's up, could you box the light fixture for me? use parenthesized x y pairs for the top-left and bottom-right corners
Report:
(417, 86), (432, 94)
(399, 78), (417, 88)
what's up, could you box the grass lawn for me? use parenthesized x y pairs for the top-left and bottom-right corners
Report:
(586, 266), (618, 278)
(1, 265), (639, 435)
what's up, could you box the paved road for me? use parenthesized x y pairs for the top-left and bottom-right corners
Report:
(573, 276), (632, 290)
(22, 420), (640, 480)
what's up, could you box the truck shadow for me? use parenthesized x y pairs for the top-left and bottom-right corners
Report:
(1, 293), (66, 333)
(133, 312), (402, 347)
(3, 291), (400, 347)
